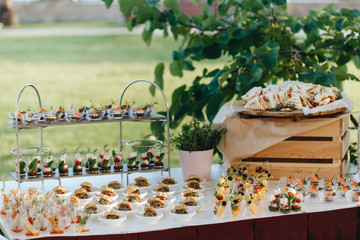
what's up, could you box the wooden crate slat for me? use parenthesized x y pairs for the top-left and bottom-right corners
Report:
(296, 116), (349, 138)
(250, 140), (342, 159)
(341, 130), (350, 158)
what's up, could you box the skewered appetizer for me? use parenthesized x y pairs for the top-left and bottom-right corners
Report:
(155, 184), (170, 193)
(135, 177), (150, 187)
(279, 197), (290, 213)
(38, 108), (46, 122)
(45, 110), (57, 123)
(22, 112), (40, 125)
(43, 153), (55, 176)
(58, 153), (68, 176)
(161, 177), (176, 185)
(143, 207), (157, 217)
(80, 182), (92, 192)
(341, 185), (350, 196)
(73, 152), (83, 175)
(311, 171), (320, 186)
(126, 193), (141, 203)
(325, 181), (333, 191)
(100, 152), (111, 172)
(56, 106), (66, 121)
(352, 192), (360, 202)
(183, 188), (199, 198)
(16, 159), (26, 175)
(9, 111), (23, 123)
(108, 181), (122, 190)
(155, 151), (165, 168)
(105, 210), (121, 219)
(87, 155), (98, 173)
(116, 201), (132, 211)
(351, 181), (359, 191)
(140, 152), (150, 169)
(268, 194), (279, 212)
(100, 187), (116, 197)
(127, 151), (138, 170)
(135, 106), (145, 117)
(84, 204), (98, 214)
(147, 149), (155, 165)
(112, 150), (123, 171)
(113, 106), (123, 119)
(309, 185), (318, 197)
(291, 193), (303, 212)
(125, 185), (140, 195)
(27, 157), (39, 178)
(99, 195), (112, 205)
(325, 191), (336, 202)
(75, 188), (90, 199)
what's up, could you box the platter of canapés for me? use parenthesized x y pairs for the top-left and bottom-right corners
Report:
(15, 145), (166, 178)
(8, 100), (158, 126)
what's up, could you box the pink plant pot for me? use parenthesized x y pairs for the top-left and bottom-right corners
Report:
(178, 149), (213, 181)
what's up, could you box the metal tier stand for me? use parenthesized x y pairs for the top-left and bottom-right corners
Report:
(119, 79), (171, 184)
(3, 84), (51, 189)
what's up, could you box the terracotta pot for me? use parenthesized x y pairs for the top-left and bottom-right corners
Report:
(178, 149), (213, 181)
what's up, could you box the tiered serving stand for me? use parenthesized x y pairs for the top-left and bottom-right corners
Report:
(4, 79), (171, 188)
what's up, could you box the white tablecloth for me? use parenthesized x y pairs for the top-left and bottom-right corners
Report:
(1, 165), (359, 240)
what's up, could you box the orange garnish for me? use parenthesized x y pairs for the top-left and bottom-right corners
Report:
(74, 111), (81, 118)
(326, 192), (333, 197)
(38, 108), (45, 113)
(11, 228), (23, 233)
(40, 227), (47, 231)
(25, 232), (39, 236)
(115, 107), (121, 111)
(312, 175), (319, 181)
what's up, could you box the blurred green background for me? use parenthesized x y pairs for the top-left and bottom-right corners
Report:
(0, 21), (360, 178)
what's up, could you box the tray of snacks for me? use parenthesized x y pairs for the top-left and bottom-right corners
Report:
(238, 82), (351, 118)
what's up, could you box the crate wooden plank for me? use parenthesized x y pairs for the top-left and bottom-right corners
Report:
(341, 130), (350, 158)
(296, 116), (349, 138)
(250, 140), (343, 159)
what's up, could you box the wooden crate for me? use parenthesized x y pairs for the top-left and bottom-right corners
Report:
(242, 116), (350, 179)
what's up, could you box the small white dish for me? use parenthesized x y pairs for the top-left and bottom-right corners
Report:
(97, 202), (117, 211)
(135, 210), (163, 222)
(151, 188), (175, 196)
(183, 184), (206, 192)
(157, 181), (180, 187)
(179, 192), (204, 200)
(143, 203), (170, 212)
(95, 193), (119, 202)
(169, 208), (196, 220)
(122, 189), (147, 198)
(87, 187), (100, 196)
(87, 209), (104, 221)
(54, 191), (71, 199)
(113, 187), (125, 195)
(125, 198), (147, 207)
(112, 205), (138, 216)
(151, 195), (176, 205)
(77, 195), (94, 206)
(179, 200), (204, 211)
(98, 212), (127, 226)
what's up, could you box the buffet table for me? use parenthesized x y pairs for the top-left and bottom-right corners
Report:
(1, 165), (360, 240)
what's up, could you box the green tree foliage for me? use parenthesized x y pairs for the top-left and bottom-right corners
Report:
(103, 0), (360, 127)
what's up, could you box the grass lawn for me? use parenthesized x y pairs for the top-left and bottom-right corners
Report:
(0, 29), (360, 179)
(0, 33), (225, 178)
(4, 20), (123, 29)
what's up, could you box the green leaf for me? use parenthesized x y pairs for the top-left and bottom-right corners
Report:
(167, 10), (178, 26)
(227, 39), (243, 55)
(119, 0), (136, 18)
(171, 85), (186, 114)
(248, 64), (263, 84)
(291, 23), (301, 33)
(29, 159), (37, 173)
(271, 0), (286, 5)
(208, 69), (224, 95)
(142, 28), (153, 46)
(164, 0), (180, 12)
(299, 65), (320, 82)
(203, 43), (222, 59)
(303, 18), (318, 34)
(150, 63), (165, 96)
(102, 0), (114, 8)
(336, 18), (344, 31)
(145, 0), (159, 7)
(232, 28), (246, 39)
(170, 61), (183, 77)
(206, 93), (224, 122)
(19, 161), (26, 172)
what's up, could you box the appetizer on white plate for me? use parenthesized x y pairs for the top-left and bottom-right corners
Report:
(183, 181), (206, 192)
(96, 186), (119, 201)
(108, 180), (123, 190)
(84, 204), (103, 221)
(134, 177), (152, 188)
(151, 184), (175, 195)
(74, 188), (94, 205)
(96, 195), (116, 211)
(180, 197), (204, 211)
(123, 193), (147, 207)
(145, 198), (169, 212)
(99, 210), (127, 226)
(180, 188), (204, 200)
(169, 205), (196, 220)
(158, 177), (179, 187)
(52, 186), (71, 199)
(123, 185), (147, 198)
(136, 207), (163, 222)
(113, 201), (138, 215)
(152, 192), (176, 205)
(184, 174), (206, 184)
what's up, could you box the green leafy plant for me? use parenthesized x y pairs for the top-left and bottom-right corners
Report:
(103, 0), (360, 128)
(171, 118), (226, 151)
(349, 142), (358, 165)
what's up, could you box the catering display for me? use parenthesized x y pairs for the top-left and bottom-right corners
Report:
(7, 80), (171, 188)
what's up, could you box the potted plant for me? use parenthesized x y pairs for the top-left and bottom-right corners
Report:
(172, 119), (226, 181)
